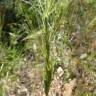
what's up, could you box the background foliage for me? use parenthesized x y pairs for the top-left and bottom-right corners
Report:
(0, 0), (96, 96)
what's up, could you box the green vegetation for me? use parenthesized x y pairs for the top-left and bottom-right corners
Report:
(0, 0), (96, 96)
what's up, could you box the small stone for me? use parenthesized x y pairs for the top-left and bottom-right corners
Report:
(80, 53), (87, 60)
(18, 86), (28, 96)
(57, 67), (64, 77)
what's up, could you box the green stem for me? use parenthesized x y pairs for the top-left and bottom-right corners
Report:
(44, 17), (52, 96)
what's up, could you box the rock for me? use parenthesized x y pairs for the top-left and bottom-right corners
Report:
(17, 86), (29, 96)
(57, 67), (64, 77)
(63, 79), (76, 96)
(80, 53), (87, 60)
